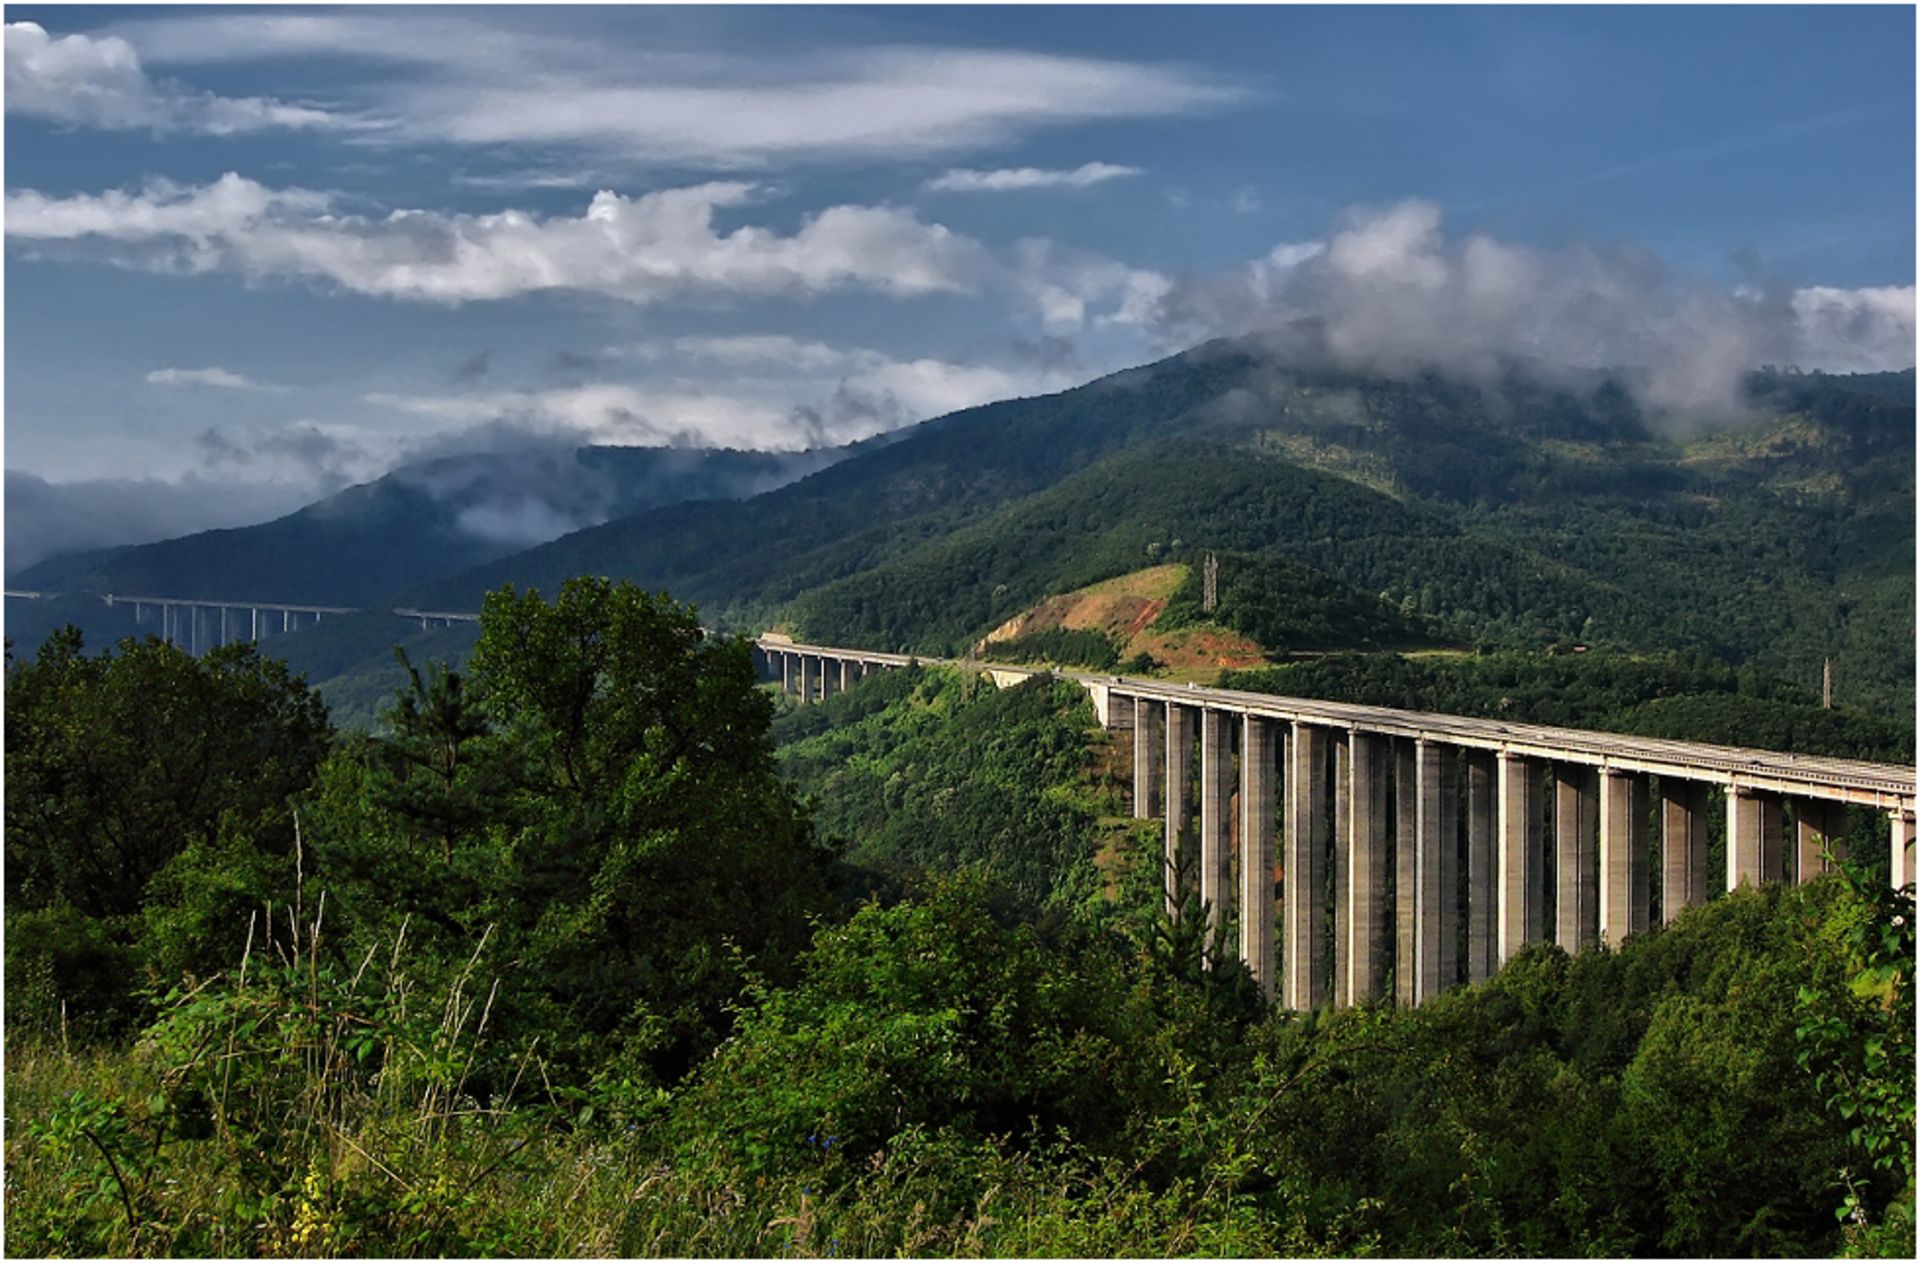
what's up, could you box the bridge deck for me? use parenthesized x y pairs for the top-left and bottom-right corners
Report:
(758, 637), (1915, 808)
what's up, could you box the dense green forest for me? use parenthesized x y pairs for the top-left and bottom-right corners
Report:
(5, 596), (1913, 1257)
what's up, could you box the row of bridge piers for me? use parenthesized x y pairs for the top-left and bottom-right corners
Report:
(113, 597), (337, 654)
(770, 649), (890, 701)
(0, 593), (484, 655)
(755, 637), (1916, 1012)
(1129, 698), (1901, 1008)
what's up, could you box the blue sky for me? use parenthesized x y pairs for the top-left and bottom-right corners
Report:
(4, 3), (1915, 568)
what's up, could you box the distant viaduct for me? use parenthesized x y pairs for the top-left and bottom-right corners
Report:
(754, 635), (1918, 1008)
(3, 591), (477, 654)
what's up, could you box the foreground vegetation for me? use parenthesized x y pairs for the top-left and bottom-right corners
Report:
(6, 588), (1914, 1256)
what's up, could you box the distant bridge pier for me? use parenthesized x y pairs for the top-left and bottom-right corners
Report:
(1284, 721), (1329, 1011)
(1163, 704), (1197, 915)
(1406, 738), (1459, 1006)
(1133, 699), (1163, 820)
(1344, 732), (1390, 1005)
(1599, 769), (1651, 949)
(1893, 808), (1916, 891)
(1661, 780), (1711, 921)
(1555, 765), (1599, 954)
(1727, 787), (1786, 888)
(755, 642), (898, 706)
(1239, 715), (1277, 1001)
(1197, 709), (1234, 962)
(1793, 797), (1849, 881)
(1497, 752), (1548, 963)
(1464, 751), (1498, 982)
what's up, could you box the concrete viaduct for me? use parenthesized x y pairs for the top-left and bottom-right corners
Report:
(3, 591), (478, 654)
(754, 635), (1917, 1009)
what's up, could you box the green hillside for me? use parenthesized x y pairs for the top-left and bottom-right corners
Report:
(17, 343), (1909, 730)
(390, 347), (1911, 718)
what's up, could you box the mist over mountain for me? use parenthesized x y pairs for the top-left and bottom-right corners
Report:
(11, 441), (854, 608)
(4, 470), (321, 575)
(392, 337), (1912, 716)
(11, 333), (1911, 728)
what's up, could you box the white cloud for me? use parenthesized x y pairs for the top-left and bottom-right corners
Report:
(367, 337), (1079, 452)
(104, 12), (1245, 165)
(1138, 199), (1916, 418)
(925, 162), (1143, 194)
(1008, 238), (1173, 335)
(6, 174), (993, 307)
(1789, 286), (1918, 375)
(5, 469), (317, 574)
(146, 365), (285, 392)
(3, 21), (344, 134)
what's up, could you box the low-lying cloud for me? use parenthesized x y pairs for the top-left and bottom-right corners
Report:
(1133, 200), (1915, 419)
(4, 469), (317, 575)
(370, 336), (1077, 452)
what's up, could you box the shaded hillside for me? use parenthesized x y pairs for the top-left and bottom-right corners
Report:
(11, 443), (848, 610)
(405, 345), (1284, 621)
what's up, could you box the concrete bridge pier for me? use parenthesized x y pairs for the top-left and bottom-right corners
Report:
(820, 657), (839, 702)
(1401, 738), (1458, 1004)
(1497, 752), (1548, 964)
(1284, 722), (1330, 1010)
(1889, 808), (1913, 890)
(1133, 699), (1164, 820)
(1465, 750), (1497, 983)
(1555, 765), (1599, 953)
(1164, 704), (1195, 914)
(1344, 732), (1390, 1005)
(1240, 715), (1278, 1000)
(1727, 787), (1785, 888)
(1198, 709), (1234, 952)
(1599, 770), (1651, 948)
(1330, 735), (1350, 1001)
(1661, 780), (1711, 921)
(1394, 740), (1418, 1006)
(1793, 798), (1848, 880)
(797, 655), (815, 705)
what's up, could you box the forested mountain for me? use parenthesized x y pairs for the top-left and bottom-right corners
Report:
(9, 442), (851, 609)
(400, 342), (1913, 718)
(13, 338), (1912, 724)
